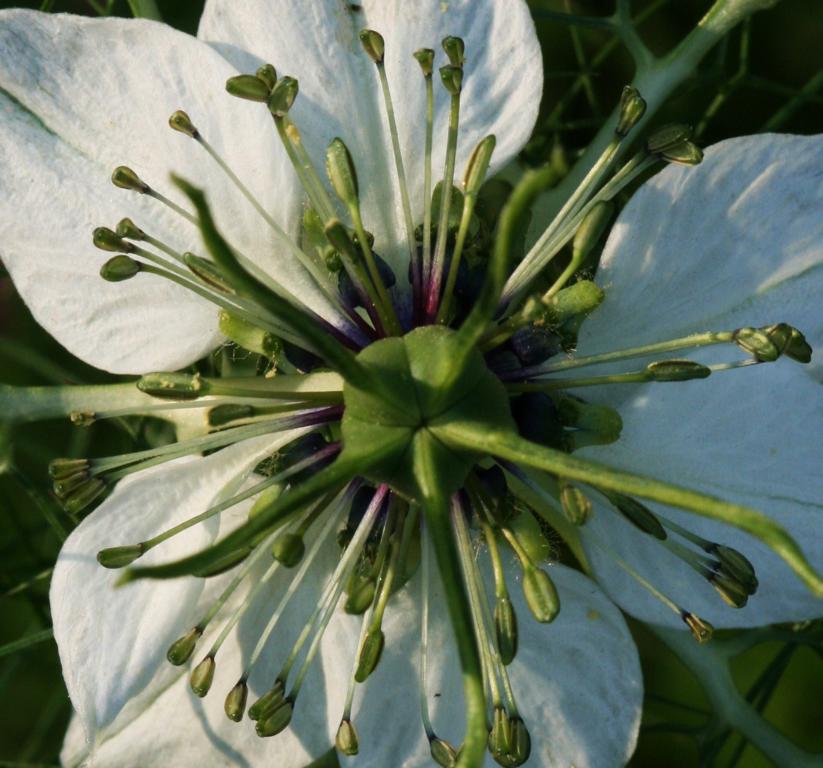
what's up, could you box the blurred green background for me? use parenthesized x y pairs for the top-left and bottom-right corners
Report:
(0, 1), (821, 766)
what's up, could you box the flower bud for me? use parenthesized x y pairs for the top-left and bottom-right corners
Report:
(256, 63), (278, 90)
(326, 137), (359, 207)
(100, 255), (141, 282)
(166, 628), (202, 666)
(646, 359), (711, 382)
(268, 76), (298, 117)
(354, 628), (385, 682)
(336, 718), (359, 755)
(494, 595), (518, 665)
(442, 36), (465, 67)
(615, 85), (646, 137)
(560, 483), (592, 525)
(111, 165), (149, 193)
(413, 48), (435, 76)
(439, 65), (463, 95)
(522, 566), (559, 623)
(168, 110), (198, 138)
(97, 543), (145, 569)
(430, 737), (458, 767)
(359, 29), (385, 63)
(271, 532), (305, 568)
(224, 680), (248, 722)
(137, 371), (203, 400)
(190, 655), (216, 697)
(225, 74), (271, 102)
(681, 611), (713, 643)
(93, 227), (132, 253)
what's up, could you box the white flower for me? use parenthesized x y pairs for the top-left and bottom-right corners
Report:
(0, 2), (821, 768)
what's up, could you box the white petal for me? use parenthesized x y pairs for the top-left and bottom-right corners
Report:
(322, 562), (641, 767)
(51, 431), (302, 748)
(579, 133), (823, 357)
(0, 11), (341, 374)
(63, 508), (348, 768)
(199, 0), (543, 280)
(568, 133), (823, 627)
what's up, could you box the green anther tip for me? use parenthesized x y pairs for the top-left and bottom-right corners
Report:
(464, 135), (496, 196)
(111, 165), (149, 193)
(559, 484), (592, 526)
(662, 141), (704, 166)
(268, 76), (299, 117)
(615, 85), (647, 137)
(225, 74), (272, 103)
(681, 611), (714, 643)
(494, 595), (518, 665)
(53, 469), (90, 498)
(430, 736), (458, 767)
(344, 577), (376, 615)
(137, 371), (203, 401)
(336, 718), (359, 756)
(646, 359), (712, 382)
(97, 543), (145, 569)
(509, 717), (532, 766)
(522, 567), (560, 624)
(49, 458), (89, 479)
(710, 544), (758, 587)
(168, 110), (199, 138)
(413, 48), (435, 76)
(442, 36), (466, 67)
(354, 628), (385, 682)
(611, 494), (666, 539)
(224, 680), (249, 722)
(325, 137), (360, 207)
(439, 65), (463, 95)
(256, 63), (277, 90)
(271, 532), (305, 568)
(116, 217), (145, 241)
(359, 29), (385, 63)
(166, 627), (202, 666)
(190, 655), (216, 697)
(255, 699), (293, 737)
(709, 570), (751, 609)
(248, 680), (285, 721)
(93, 227), (133, 254)
(646, 123), (693, 154)
(62, 478), (107, 515)
(100, 255), (141, 282)
(733, 326), (781, 362)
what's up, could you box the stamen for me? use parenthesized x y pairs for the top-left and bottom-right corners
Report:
(414, 49), (436, 309)
(359, 30), (419, 306)
(111, 165), (197, 225)
(426, 49), (465, 319)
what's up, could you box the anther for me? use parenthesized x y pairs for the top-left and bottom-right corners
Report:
(224, 680), (248, 722)
(430, 737), (458, 768)
(336, 718), (359, 756)
(62, 478), (107, 515)
(325, 138), (359, 209)
(248, 678), (285, 721)
(190, 654), (216, 697)
(681, 611), (714, 643)
(354, 627), (385, 683)
(646, 124), (703, 165)
(268, 76), (298, 117)
(183, 252), (235, 294)
(225, 74), (271, 102)
(137, 371), (203, 400)
(442, 36), (466, 67)
(439, 64), (463, 95)
(606, 492), (667, 539)
(256, 63), (277, 90)
(166, 627), (203, 666)
(93, 227), (133, 253)
(115, 217), (145, 241)
(521, 566), (560, 623)
(271, 531), (305, 568)
(168, 110), (199, 139)
(615, 85), (647, 137)
(255, 698), (293, 737)
(97, 543), (145, 569)
(413, 48), (435, 76)
(219, 310), (283, 359)
(358, 29), (385, 63)
(49, 458), (90, 479)
(111, 165), (149, 193)
(559, 482), (592, 525)
(100, 255), (142, 282)
(646, 359), (712, 382)
(494, 595), (518, 666)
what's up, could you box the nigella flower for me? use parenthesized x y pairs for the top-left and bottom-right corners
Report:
(1, 2), (822, 767)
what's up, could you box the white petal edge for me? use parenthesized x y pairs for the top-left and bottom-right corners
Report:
(198, 0), (543, 281)
(51, 429), (308, 749)
(0, 10), (342, 373)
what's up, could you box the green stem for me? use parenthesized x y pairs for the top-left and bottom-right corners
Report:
(126, 0), (161, 20)
(435, 422), (823, 597)
(653, 627), (820, 768)
(414, 433), (487, 768)
(0, 628), (53, 659)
